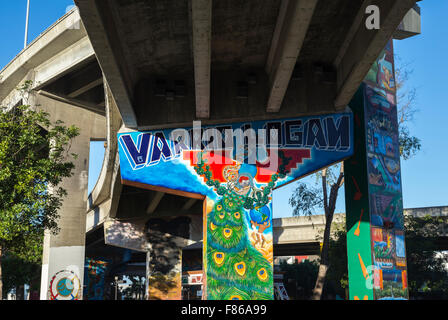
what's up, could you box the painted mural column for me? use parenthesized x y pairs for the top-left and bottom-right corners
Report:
(196, 156), (275, 300)
(345, 40), (409, 300)
(117, 113), (354, 300)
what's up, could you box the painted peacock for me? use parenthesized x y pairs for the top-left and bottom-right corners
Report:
(206, 193), (273, 300)
(193, 151), (291, 300)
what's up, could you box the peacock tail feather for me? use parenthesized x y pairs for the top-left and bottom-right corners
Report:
(206, 192), (273, 300)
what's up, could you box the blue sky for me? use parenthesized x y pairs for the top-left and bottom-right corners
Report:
(0, 1), (446, 218)
(0, 0), (75, 69)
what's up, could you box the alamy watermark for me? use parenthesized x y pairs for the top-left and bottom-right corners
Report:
(365, 5), (380, 30)
(167, 121), (280, 171)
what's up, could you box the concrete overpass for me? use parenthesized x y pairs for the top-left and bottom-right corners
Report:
(272, 206), (448, 256)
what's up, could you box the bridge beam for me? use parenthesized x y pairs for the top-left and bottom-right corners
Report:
(74, 0), (138, 128)
(33, 37), (95, 90)
(265, 0), (318, 113)
(335, 0), (417, 109)
(191, 0), (212, 119)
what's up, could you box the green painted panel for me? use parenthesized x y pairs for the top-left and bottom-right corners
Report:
(345, 84), (374, 300)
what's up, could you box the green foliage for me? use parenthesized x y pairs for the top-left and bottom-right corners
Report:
(2, 253), (41, 298)
(288, 163), (343, 218)
(326, 222), (348, 294)
(0, 100), (79, 254)
(278, 260), (319, 299)
(289, 182), (323, 217)
(0, 84), (79, 298)
(122, 276), (146, 300)
(399, 126), (421, 160)
(405, 215), (448, 298)
(375, 281), (407, 299)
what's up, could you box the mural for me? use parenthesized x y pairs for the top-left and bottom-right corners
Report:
(196, 154), (277, 300)
(48, 270), (82, 300)
(118, 114), (354, 196)
(84, 258), (109, 300)
(118, 113), (354, 300)
(365, 41), (396, 93)
(364, 41), (408, 299)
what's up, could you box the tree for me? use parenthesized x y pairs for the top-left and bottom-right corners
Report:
(404, 215), (448, 298)
(289, 164), (344, 300)
(325, 221), (348, 298)
(2, 252), (41, 299)
(122, 276), (146, 300)
(395, 58), (422, 160)
(0, 82), (79, 299)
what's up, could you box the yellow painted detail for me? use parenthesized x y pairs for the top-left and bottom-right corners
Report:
(223, 228), (233, 238)
(234, 262), (246, 276)
(257, 268), (268, 281)
(213, 252), (225, 266)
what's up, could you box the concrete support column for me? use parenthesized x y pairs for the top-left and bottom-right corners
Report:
(37, 95), (106, 300)
(145, 227), (194, 300)
(345, 40), (409, 300)
(146, 238), (183, 300)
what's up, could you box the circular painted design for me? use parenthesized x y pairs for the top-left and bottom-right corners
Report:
(56, 278), (74, 297)
(49, 270), (81, 300)
(249, 205), (271, 224)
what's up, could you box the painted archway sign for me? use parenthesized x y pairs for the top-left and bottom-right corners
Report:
(117, 113), (354, 300)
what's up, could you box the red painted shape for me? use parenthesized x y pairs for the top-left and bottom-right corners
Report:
(351, 175), (363, 200)
(183, 150), (236, 183)
(402, 271), (407, 289)
(294, 256), (309, 263)
(255, 149), (311, 183)
(183, 149), (312, 184)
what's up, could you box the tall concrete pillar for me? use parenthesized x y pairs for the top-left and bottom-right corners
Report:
(145, 217), (195, 300)
(37, 95), (106, 300)
(146, 242), (183, 300)
(345, 40), (409, 300)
